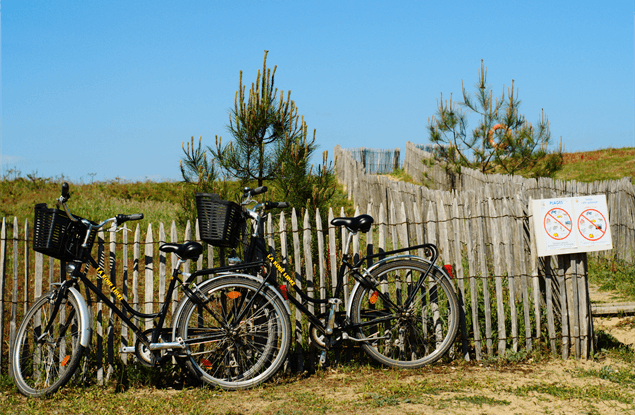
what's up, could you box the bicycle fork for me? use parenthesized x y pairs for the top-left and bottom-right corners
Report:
(40, 281), (93, 349)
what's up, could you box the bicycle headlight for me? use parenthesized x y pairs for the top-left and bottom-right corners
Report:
(65, 263), (77, 275)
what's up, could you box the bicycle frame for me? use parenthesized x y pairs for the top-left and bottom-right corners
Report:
(189, 220), (443, 343)
(50, 250), (252, 354)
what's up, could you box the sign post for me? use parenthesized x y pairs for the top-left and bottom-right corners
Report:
(531, 195), (612, 360)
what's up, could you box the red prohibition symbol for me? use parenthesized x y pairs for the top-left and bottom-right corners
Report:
(578, 209), (607, 241)
(543, 208), (572, 240)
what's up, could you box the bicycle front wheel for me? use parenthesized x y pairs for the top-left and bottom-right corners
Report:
(350, 259), (459, 368)
(176, 277), (291, 390)
(11, 289), (86, 397)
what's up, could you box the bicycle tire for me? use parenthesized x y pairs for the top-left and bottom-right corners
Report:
(11, 289), (86, 397)
(176, 277), (291, 390)
(350, 259), (459, 368)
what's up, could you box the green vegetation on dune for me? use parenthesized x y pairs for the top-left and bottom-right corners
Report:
(0, 175), (185, 229)
(1, 146), (633, 228)
(555, 147), (635, 184)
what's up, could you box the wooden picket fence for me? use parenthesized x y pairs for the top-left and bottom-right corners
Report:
(0, 197), (594, 383)
(346, 147), (401, 174)
(334, 143), (635, 361)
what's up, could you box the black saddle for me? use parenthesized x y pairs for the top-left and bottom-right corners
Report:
(330, 214), (374, 233)
(159, 241), (203, 260)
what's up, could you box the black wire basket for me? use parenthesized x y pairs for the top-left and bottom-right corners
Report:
(33, 203), (97, 262)
(195, 193), (243, 248)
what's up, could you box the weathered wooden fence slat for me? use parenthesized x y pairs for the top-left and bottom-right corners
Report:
(0, 219), (6, 370)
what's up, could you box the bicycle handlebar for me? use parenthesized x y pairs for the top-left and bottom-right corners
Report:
(265, 201), (289, 209)
(61, 182), (70, 203)
(116, 213), (145, 225)
(249, 186), (267, 196)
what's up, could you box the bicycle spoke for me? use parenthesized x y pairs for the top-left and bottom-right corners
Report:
(177, 277), (290, 390)
(351, 260), (459, 368)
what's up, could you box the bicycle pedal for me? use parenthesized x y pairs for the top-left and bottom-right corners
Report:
(319, 351), (327, 365)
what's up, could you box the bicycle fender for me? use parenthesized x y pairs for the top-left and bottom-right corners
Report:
(364, 254), (431, 276)
(346, 281), (363, 320)
(67, 286), (93, 348)
(171, 273), (292, 339)
(368, 256), (453, 284)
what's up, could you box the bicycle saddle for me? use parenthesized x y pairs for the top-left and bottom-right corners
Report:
(159, 241), (203, 260)
(331, 214), (374, 233)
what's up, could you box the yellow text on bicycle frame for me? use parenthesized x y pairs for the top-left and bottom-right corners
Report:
(96, 266), (124, 301)
(267, 254), (296, 286)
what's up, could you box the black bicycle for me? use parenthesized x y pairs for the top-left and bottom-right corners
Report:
(170, 186), (460, 390)
(11, 183), (220, 396)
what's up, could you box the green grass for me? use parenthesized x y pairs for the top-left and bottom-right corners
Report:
(0, 170), (355, 236)
(588, 256), (635, 302)
(0, 174), (187, 229)
(573, 364), (635, 385)
(554, 147), (635, 184)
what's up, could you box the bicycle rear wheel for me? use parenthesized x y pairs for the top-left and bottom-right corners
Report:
(350, 259), (459, 368)
(176, 277), (291, 390)
(11, 289), (86, 397)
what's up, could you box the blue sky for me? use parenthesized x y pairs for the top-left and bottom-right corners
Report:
(2, 0), (634, 182)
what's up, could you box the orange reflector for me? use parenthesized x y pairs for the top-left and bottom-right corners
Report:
(443, 264), (454, 279)
(60, 355), (70, 366)
(279, 285), (288, 300)
(201, 359), (212, 368)
(369, 291), (379, 305)
(226, 291), (241, 299)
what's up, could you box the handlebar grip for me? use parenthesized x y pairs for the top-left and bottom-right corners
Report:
(265, 201), (289, 210)
(116, 213), (144, 225)
(250, 186), (268, 196)
(61, 182), (70, 202)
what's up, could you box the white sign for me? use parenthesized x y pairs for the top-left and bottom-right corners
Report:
(532, 195), (612, 257)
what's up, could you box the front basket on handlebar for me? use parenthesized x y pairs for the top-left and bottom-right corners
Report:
(33, 203), (97, 262)
(195, 193), (244, 248)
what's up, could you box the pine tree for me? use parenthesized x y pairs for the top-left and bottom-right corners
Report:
(179, 50), (335, 214)
(211, 51), (309, 187)
(428, 60), (562, 180)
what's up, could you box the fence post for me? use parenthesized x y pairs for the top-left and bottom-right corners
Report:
(476, 199), (493, 357)
(315, 209), (327, 315)
(488, 198), (507, 356)
(10, 217), (19, 354)
(502, 198), (518, 353)
(171, 221), (179, 314)
(465, 193), (482, 360)
(291, 209), (304, 372)
(0, 219), (5, 370)
(107, 224), (117, 381)
(133, 224), (141, 348)
(145, 224), (154, 331)
(452, 199), (469, 360)
(121, 224), (129, 364)
(96, 229), (105, 385)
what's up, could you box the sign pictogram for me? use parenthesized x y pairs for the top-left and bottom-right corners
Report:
(578, 209), (607, 242)
(543, 208), (572, 240)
